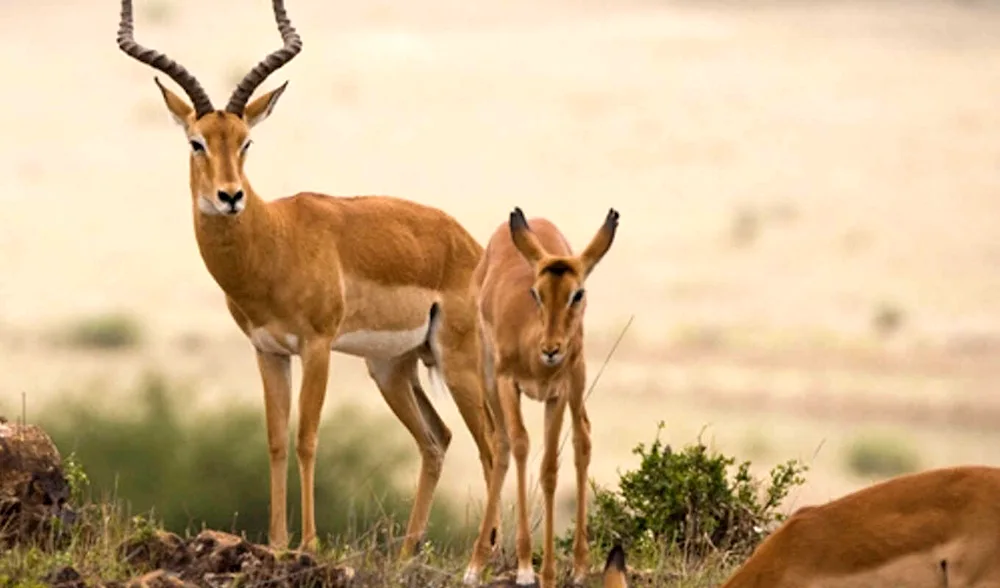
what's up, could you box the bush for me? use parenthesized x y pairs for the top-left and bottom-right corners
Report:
(60, 313), (143, 350)
(844, 431), (920, 479)
(38, 373), (471, 550)
(560, 423), (807, 564)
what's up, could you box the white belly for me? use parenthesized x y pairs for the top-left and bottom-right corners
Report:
(331, 323), (429, 359)
(248, 319), (430, 359)
(250, 328), (299, 355)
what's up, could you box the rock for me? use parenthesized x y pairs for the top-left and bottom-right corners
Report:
(121, 530), (192, 571)
(0, 419), (77, 547)
(45, 565), (87, 588)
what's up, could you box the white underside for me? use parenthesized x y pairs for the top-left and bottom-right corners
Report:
(331, 323), (430, 358)
(249, 321), (430, 360)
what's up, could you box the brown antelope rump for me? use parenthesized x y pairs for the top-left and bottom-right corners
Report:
(720, 465), (1000, 587)
(463, 207), (620, 587)
(114, 0), (498, 555)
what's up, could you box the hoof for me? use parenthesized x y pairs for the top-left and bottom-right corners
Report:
(515, 567), (537, 586)
(462, 567), (481, 586)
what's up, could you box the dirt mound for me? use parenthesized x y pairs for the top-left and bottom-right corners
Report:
(0, 416), (77, 548)
(108, 529), (356, 587)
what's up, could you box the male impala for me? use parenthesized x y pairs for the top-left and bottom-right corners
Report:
(463, 207), (620, 587)
(721, 465), (1000, 587)
(115, 0), (498, 555)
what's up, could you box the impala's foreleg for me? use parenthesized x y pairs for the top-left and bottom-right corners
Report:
(255, 350), (292, 550)
(367, 353), (451, 559)
(297, 338), (333, 551)
(504, 380), (535, 586)
(569, 362), (592, 584)
(541, 393), (568, 588)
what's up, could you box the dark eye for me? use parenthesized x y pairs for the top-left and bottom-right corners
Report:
(570, 289), (585, 305)
(529, 288), (542, 305)
(189, 140), (205, 153)
(240, 139), (253, 155)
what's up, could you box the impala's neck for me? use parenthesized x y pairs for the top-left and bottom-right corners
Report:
(193, 186), (282, 301)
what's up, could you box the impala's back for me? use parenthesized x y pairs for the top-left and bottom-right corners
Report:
(720, 465), (1000, 587)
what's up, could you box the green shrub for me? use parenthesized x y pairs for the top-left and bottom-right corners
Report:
(559, 423), (807, 564)
(844, 431), (920, 479)
(61, 313), (143, 350)
(39, 373), (471, 549)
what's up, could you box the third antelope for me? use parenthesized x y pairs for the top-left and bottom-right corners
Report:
(721, 465), (1000, 587)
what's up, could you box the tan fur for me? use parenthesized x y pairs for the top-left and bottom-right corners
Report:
(721, 465), (1000, 587)
(119, 3), (498, 557)
(463, 207), (619, 588)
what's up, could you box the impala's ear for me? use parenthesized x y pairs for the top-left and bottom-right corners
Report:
(602, 544), (628, 588)
(579, 208), (620, 277)
(509, 207), (547, 267)
(244, 81), (289, 128)
(154, 77), (194, 129)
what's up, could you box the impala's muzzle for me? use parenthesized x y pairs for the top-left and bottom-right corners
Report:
(217, 189), (245, 215)
(540, 342), (564, 367)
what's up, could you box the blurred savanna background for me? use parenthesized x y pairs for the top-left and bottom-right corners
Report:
(2, 0), (1000, 563)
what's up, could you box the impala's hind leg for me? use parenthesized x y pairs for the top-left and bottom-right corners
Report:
(436, 302), (499, 549)
(366, 353), (451, 559)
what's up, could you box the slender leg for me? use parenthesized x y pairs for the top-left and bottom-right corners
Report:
(296, 338), (333, 551)
(540, 394), (568, 588)
(505, 381), (535, 586)
(568, 363), (592, 585)
(366, 354), (450, 559)
(463, 363), (511, 586)
(255, 350), (292, 551)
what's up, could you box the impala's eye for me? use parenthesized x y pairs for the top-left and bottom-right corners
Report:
(570, 288), (585, 306)
(529, 287), (542, 306)
(189, 140), (205, 153)
(240, 139), (253, 155)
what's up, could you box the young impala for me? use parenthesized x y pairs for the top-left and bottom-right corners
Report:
(463, 207), (620, 587)
(114, 0), (499, 555)
(721, 465), (1000, 587)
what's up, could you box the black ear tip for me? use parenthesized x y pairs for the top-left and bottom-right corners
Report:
(509, 207), (528, 229)
(606, 543), (626, 571)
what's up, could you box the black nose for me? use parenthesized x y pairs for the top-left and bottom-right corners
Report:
(217, 189), (244, 206)
(543, 345), (561, 358)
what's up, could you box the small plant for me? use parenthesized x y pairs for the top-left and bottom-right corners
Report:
(61, 313), (143, 350)
(559, 423), (807, 565)
(62, 453), (90, 505)
(844, 431), (920, 479)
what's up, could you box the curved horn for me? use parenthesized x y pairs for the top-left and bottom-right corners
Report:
(116, 0), (215, 118)
(225, 0), (303, 116)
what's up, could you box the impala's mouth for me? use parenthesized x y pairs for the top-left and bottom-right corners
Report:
(197, 195), (245, 217)
(541, 352), (564, 367)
